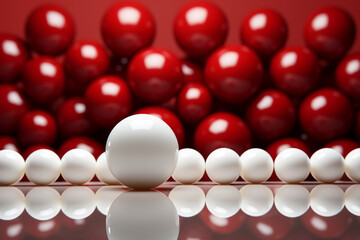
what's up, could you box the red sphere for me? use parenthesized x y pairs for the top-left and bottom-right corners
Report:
(240, 9), (287, 59)
(324, 139), (360, 157)
(128, 47), (183, 103)
(194, 112), (252, 157)
(0, 85), (29, 134)
(177, 83), (213, 124)
(336, 53), (360, 100)
(22, 57), (65, 104)
(205, 45), (263, 103)
(58, 136), (104, 158)
(304, 7), (355, 61)
(85, 75), (132, 128)
(25, 4), (75, 55)
(299, 88), (354, 142)
(174, 1), (228, 58)
(135, 106), (185, 148)
(266, 138), (311, 160)
(101, 2), (155, 57)
(64, 41), (109, 83)
(270, 46), (321, 96)
(0, 34), (28, 83)
(0, 136), (21, 152)
(182, 60), (204, 84)
(246, 89), (296, 142)
(57, 97), (95, 138)
(357, 110), (360, 140)
(18, 110), (57, 147)
(22, 145), (55, 159)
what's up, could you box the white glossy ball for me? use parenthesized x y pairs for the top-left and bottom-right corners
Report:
(106, 114), (179, 190)
(310, 148), (345, 183)
(61, 149), (96, 185)
(240, 185), (273, 217)
(240, 148), (273, 183)
(274, 185), (310, 218)
(96, 153), (119, 185)
(310, 185), (344, 217)
(169, 185), (205, 217)
(96, 186), (126, 215)
(0, 187), (25, 220)
(345, 185), (360, 216)
(345, 148), (360, 182)
(0, 150), (25, 185)
(25, 187), (61, 220)
(274, 148), (310, 183)
(25, 149), (61, 185)
(172, 148), (205, 184)
(206, 186), (241, 218)
(61, 187), (96, 219)
(205, 148), (240, 184)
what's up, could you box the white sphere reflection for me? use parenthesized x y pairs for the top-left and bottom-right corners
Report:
(205, 185), (240, 218)
(345, 184), (360, 216)
(61, 187), (96, 219)
(274, 185), (310, 218)
(96, 186), (126, 215)
(25, 187), (61, 220)
(168, 185), (205, 217)
(240, 185), (273, 217)
(310, 185), (344, 217)
(0, 187), (25, 220)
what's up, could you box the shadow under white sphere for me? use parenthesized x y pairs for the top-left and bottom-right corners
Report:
(310, 185), (344, 217)
(0, 187), (25, 220)
(274, 185), (310, 218)
(205, 185), (241, 218)
(169, 185), (205, 217)
(25, 187), (61, 220)
(240, 185), (273, 217)
(61, 187), (96, 219)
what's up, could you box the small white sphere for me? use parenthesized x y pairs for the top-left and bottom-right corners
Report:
(0, 150), (25, 185)
(25, 187), (61, 220)
(61, 187), (96, 219)
(96, 186), (126, 215)
(274, 185), (310, 218)
(0, 187), (25, 220)
(168, 185), (205, 217)
(61, 149), (96, 185)
(310, 148), (345, 183)
(206, 186), (241, 218)
(345, 185), (360, 216)
(310, 185), (344, 217)
(96, 153), (119, 185)
(240, 185), (273, 217)
(172, 148), (205, 184)
(205, 148), (240, 184)
(25, 149), (61, 185)
(274, 148), (310, 183)
(345, 148), (360, 182)
(240, 148), (273, 183)
(106, 114), (179, 190)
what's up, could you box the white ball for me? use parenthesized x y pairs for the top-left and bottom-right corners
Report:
(172, 148), (205, 184)
(345, 148), (360, 182)
(61, 187), (96, 219)
(345, 185), (360, 216)
(96, 186), (126, 215)
(240, 148), (273, 183)
(310, 148), (345, 183)
(206, 186), (241, 218)
(0, 187), (25, 220)
(25, 187), (61, 220)
(205, 148), (240, 184)
(0, 150), (25, 185)
(96, 153), (119, 185)
(240, 185), (273, 217)
(274, 148), (310, 183)
(106, 114), (179, 190)
(25, 149), (61, 185)
(61, 149), (96, 185)
(310, 185), (344, 217)
(274, 185), (310, 218)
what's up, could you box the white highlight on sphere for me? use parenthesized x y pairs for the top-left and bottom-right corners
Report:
(61, 149), (96, 185)
(0, 150), (25, 185)
(25, 149), (61, 185)
(0, 187), (25, 220)
(310, 148), (345, 183)
(106, 114), (179, 190)
(172, 148), (205, 184)
(345, 185), (360, 216)
(25, 187), (61, 220)
(310, 185), (344, 217)
(169, 185), (205, 218)
(240, 185), (273, 217)
(205, 148), (240, 184)
(96, 153), (119, 185)
(205, 185), (241, 218)
(274, 148), (310, 183)
(240, 148), (273, 183)
(274, 185), (310, 218)
(96, 186), (126, 215)
(345, 148), (360, 182)
(61, 187), (96, 219)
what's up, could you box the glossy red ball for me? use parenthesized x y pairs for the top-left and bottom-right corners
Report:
(270, 46), (321, 96)
(174, 1), (228, 58)
(336, 53), (360, 100)
(85, 75), (132, 128)
(299, 88), (353, 142)
(182, 60), (204, 84)
(101, 2), (155, 57)
(64, 41), (109, 83)
(22, 145), (55, 159)
(58, 136), (104, 158)
(356, 110), (360, 141)
(266, 138), (311, 160)
(0, 136), (21, 152)
(128, 47), (183, 103)
(246, 89), (296, 142)
(240, 9), (287, 59)
(194, 112), (252, 157)
(304, 7), (355, 61)
(324, 139), (360, 157)
(25, 4), (75, 55)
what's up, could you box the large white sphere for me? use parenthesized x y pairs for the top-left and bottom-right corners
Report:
(96, 153), (119, 185)
(25, 149), (61, 185)
(274, 148), (310, 183)
(274, 185), (310, 218)
(0, 187), (25, 220)
(0, 150), (25, 185)
(61, 149), (96, 185)
(206, 186), (241, 218)
(61, 187), (96, 219)
(240, 185), (273, 217)
(172, 148), (205, 184)
(205, 148), (241, 184)
(310, 185), (344, 217)
(310, 148), (345, 183)
(240, 148), (273, 183)
(344, 148), (360, 182)
(25, 187), (61, 220)
(106, 114), (179, 189)
(168, 185), (205, 217)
